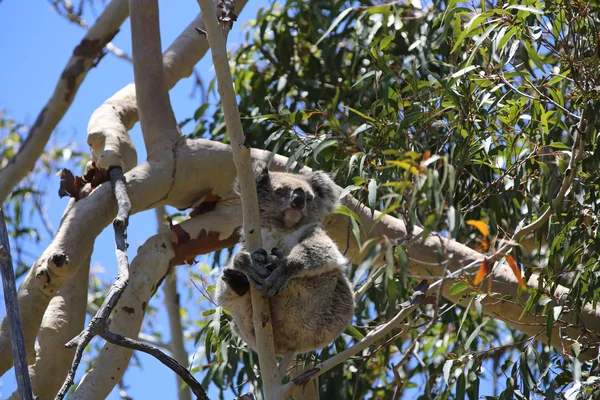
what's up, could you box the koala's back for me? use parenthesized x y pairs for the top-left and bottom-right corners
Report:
(221, 268), (353, 355)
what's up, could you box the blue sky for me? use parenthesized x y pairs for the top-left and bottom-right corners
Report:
(0, 0), (268, 398)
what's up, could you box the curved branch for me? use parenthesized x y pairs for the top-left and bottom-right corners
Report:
(129, 0), (180, 155)
(99, 329), (208, 400)
(0, 0), (129, 203)
(69, 204), (238, 397)
(55, 168), (132, 400)
(87, 0), (249, 172)
(157, 206), (192, 400)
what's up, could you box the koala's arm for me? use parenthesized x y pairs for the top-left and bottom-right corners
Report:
(260, 225), (346, 296)
(286, 226), (346, 276)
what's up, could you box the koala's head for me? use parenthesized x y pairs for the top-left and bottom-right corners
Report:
(234, 162), (340, 231)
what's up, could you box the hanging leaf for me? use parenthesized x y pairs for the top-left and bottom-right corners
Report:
(368, 179), (378, 217)
(466, 219), (489, 237)
(473, 259), (491, 285)
(505, 255), (526, 289)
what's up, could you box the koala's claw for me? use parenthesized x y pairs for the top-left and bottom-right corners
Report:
(270, 247), (284, 259)
(251, 248), (269, 265)
(261, 269), (292, 297)
(233, 250), (271, 286)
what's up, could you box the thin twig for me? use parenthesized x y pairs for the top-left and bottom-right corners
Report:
(100, 328), (209, 400)
(512, 102), (592, 242)
(55, 167), (131, 400)
(0, 209), (34, 399)
(48, 0), (133, 62)
(498, 74), (580, 120)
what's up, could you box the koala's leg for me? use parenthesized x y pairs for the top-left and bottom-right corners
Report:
(232, 250), (272, 286)
(221, 268), (250, 296)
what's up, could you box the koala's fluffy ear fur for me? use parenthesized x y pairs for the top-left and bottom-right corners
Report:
(233, 160), (271, 197)
(304, 171), (341, 214)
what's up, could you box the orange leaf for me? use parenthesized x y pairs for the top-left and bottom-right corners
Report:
(473, 260), (490, 285)
(506, 255), (526, 289)
(466, 220), (489, 238)
(422, 150), (431, 161)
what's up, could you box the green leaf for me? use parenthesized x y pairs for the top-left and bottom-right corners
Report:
(443, 360), (454, 386)
(380, 34), (395, 51)
(344, 324), (365, 340)
(451, 13), (489, 54)
(334, 205), (362, 224)
(505, 5), (544, 15)
(450, 282), (469, 295)
(368, 179), (378, 217)
(312, 139), (338, 163)
(548, 142), (571, 150)
(344, 105), (378, 124)
(339, 185), (361, 199)
(315, 7), (354, 45)
(451, 65), (478, 78)
(464, 320), (489, 350)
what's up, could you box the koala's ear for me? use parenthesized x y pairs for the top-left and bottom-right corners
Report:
(233, 161), (270, 197)
(252, 160), (270, 188)
(305, 171), (341, 212)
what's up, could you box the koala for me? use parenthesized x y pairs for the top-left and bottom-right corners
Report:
(216, 163), (355, 356)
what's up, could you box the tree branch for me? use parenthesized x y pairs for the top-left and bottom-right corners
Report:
(157, 206), (192, 400)
(55, 168), (132, 399)
(196, 0), (281, 397)
(513, 103), (592, 242)
(281, 300), (423, 397)
(6, 257), (90, 400)
(99, 329), (209, 400)
(0, 209), (34, 399)
(0, 0), (129, 203)
(129, 0), (181, 156)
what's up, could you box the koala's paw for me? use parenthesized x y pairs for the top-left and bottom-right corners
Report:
(233, 250), (271, 286)
(260, 267), (293, 298)
(266, 248), (285, 272)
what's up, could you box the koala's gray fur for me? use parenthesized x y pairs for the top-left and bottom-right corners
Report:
(216, 163), (355, 355)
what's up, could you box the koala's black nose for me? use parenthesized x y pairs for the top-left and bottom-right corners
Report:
(290, 189), (305, 209)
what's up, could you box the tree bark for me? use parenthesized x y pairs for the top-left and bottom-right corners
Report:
(7, 255), (91, 400)
(157, 207), (192, 400)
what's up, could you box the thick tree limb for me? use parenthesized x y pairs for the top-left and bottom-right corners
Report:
(70, 204), (237, 397)
(6, 256), (91, 400)
(0, 209), (34, 400)
(87, 0), (248, 173)
(2, 140), (599, 384)
(129, 0), (180, 156)
(196, 0), (280, 397)
(55, 168), (132, 399)
(0, 0), (129, 203)
(157, 206), (192, 400)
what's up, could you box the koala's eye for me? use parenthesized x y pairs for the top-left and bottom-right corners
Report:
(274, 188), (286, 196)
(306, 193), (314, 202)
